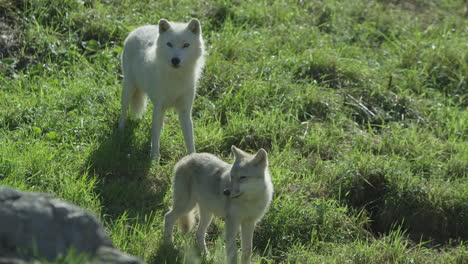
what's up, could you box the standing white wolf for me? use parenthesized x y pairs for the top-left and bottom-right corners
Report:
(119, 18), (205, 159)
(164, 146), (274, 264)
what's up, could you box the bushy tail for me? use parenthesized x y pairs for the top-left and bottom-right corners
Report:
(178, 210), (195, 233)
(129, 88), (147, 119)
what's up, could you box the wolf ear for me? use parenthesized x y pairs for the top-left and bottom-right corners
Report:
(187, 18), (201, 34)
(159, 19), (171, 33)
(251, 148), (268, 167)
(231, 145), (245, 160)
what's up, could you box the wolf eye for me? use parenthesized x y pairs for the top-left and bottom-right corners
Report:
(183, 43), (190, 48)
(166, 42), (173, 47)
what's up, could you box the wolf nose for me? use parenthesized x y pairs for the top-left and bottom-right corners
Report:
(171, 57), (180, 66)
(223, 188), (231, 196)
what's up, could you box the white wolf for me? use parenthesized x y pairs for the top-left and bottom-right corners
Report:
(119, 18), (205, 159)
(164, 146), (274, 264)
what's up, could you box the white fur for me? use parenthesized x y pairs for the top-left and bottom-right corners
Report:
(119, 18), (205, 159)
(164, 146), (274, 264)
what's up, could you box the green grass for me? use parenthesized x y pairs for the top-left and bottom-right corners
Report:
(1, 0), (467, 263)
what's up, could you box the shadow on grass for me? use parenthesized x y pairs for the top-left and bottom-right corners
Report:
(147, 244), (183, 264)
(85, 119), (169, 219)
(147, 243), (206, 264)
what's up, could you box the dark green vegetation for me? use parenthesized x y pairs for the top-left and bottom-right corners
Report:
(1, 0), (466, 263)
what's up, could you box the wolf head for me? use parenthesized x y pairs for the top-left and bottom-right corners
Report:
(156, 18), (205, 70)
(225, 146), (272, 200)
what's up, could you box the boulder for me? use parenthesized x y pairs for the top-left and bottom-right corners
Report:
(0, 186), (143, 263)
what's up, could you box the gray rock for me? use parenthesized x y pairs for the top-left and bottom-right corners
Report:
(0, 186), (143, 264)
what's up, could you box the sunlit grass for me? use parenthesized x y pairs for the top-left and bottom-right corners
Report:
(0, 0), (466, 263)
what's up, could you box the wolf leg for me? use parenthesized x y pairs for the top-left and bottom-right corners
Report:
(196, 207), (213, 253)
(176, 98), (195, 154)
(240, 221), (255, 264)
(164, 170), (195, 244)
(163, 209), (178, 245)
(225, 213), (240, 264)
(164, 202), (195, 244)
(150, 106), (165, 159)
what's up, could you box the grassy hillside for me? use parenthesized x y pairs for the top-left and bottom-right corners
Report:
(1, 0), (466, 263)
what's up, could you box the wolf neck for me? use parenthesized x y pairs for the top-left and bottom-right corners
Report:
(162, 66), (194, 79)
(155, 59), (200, 81)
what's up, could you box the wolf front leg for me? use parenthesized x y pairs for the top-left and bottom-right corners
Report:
(176, 98), (195, 154)
(240, 221), (256, 264)
(225, 215), (240, 264)
(151, 106), (166, 160)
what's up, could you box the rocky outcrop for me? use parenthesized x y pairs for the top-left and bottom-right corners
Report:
(0, 186), (143, 263)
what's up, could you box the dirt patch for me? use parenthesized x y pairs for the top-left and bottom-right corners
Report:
(0, 20), (16, 56)
(378, 0), (432, 12)
(0, 8), (30, 73)
(343, 88), (425, 130)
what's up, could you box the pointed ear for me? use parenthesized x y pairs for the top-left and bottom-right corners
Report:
(251, 148), (268, 167)
(231, 145), (242, 159)
(159, 19), (171, 33)
(187, 18), (201, 34)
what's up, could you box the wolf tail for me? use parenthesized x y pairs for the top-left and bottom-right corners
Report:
(178, 210), (195, 233)
(129, 88), (147, 119)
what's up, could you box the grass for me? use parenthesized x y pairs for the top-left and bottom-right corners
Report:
(1, 0), (467, 263)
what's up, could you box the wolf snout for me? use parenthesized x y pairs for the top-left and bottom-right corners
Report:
(223, 188), (231, 196)
(171, 57), (181, 67)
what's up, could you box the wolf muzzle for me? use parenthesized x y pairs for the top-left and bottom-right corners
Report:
(171, 57), (181, 67)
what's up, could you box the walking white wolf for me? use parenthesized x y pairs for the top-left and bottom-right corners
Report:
(164, 146), (274, 264)
(119, 18), (205, 159)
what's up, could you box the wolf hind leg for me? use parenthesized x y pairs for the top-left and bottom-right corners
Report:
(196, 207), (213, 253)
(164, 204), (195, 244)
(164, 175), (195, 244)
